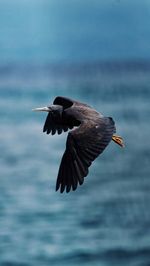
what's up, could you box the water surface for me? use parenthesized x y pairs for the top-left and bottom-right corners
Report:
(0, 61), (150, 266)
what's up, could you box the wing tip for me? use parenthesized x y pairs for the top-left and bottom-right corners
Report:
(55, 178), (85, 193)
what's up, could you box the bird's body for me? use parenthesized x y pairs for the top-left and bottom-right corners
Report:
(33, 96), (124, 193)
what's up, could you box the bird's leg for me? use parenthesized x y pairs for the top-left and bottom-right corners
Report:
(112, 135), (125, 147)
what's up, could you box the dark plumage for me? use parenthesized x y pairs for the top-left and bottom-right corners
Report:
(33, 96), (124, 193)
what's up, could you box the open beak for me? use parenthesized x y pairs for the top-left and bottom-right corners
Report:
(32, 106), (50, 112)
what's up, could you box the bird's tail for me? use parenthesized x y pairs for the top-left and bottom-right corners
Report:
(112, 135), (125, 147)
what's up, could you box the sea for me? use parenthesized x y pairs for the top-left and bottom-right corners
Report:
(0, 1), (150, 266)
(1, 61), (150, 266)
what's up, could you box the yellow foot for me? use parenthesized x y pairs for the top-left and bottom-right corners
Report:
(112, 135), (125, 148)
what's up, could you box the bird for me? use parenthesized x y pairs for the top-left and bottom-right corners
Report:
(33, 96), (124, 193)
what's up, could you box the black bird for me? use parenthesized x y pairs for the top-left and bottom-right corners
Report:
(33, 96), (124, 193)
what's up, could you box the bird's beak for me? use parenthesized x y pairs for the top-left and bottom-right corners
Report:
(32, 106), (50, 112)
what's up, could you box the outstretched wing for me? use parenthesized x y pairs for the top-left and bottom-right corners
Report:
(53, 96), (74, 109)
(56, 117), (116, 193)
(43, 96), (76, 135)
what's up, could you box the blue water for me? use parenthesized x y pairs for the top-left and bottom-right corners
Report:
(1, 1), (150, 265)
(1, 61), (150, 266)
(1, 0), (150, 63)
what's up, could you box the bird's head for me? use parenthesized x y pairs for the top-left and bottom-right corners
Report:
(32, 104), (63, 115)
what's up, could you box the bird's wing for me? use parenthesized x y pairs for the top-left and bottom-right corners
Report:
(56, 117), (116, 193)
(53, 96), (74, 108)
(53, 96), (90, 108)
(43, 112), (73, 135)
(43, 96), (78, 135)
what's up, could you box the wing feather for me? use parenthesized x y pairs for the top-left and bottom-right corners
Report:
(66, 158), (73, 192)
(56, 117), (116, 193)
(73, 159), (84, 186)
(43, 112), (70, 135)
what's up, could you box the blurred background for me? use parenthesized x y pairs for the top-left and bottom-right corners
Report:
(0, 0), (150, 265)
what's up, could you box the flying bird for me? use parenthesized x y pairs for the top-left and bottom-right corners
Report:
(33, 96), (124, 193)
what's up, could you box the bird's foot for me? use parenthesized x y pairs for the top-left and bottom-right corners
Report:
(112, 135), (125, 147)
